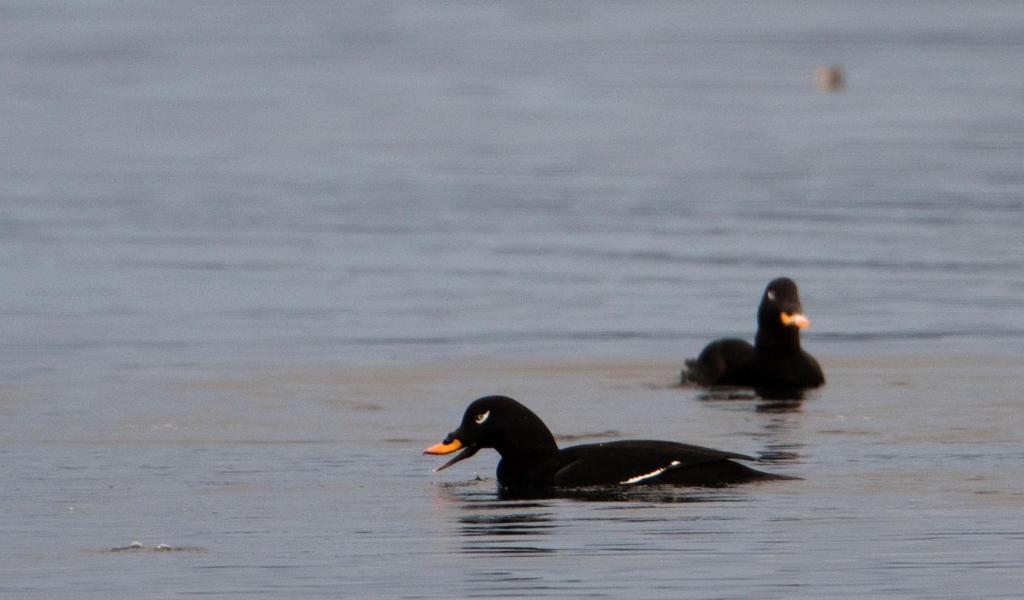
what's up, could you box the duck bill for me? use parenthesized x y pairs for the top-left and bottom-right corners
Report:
(423, 437), (480, 472)
(780, 312), (810, 329)
(423, 439), (463, 455)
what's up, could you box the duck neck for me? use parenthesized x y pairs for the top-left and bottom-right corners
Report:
(494, 427), (559, 487)
(755, 324), (802, 354)
(493, 418), (559, 461)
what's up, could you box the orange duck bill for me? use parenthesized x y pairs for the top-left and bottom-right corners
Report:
(423, 437), (480, 472)
(780, 312), (811, 329)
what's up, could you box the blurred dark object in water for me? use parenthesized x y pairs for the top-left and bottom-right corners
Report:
(816, 65), (844, 91)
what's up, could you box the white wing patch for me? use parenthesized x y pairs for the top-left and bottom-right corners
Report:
(620, 460), (681, 485)
(474, 410), (490, 425)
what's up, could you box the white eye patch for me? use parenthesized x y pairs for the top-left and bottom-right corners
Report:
(474, 410), (490, 425)
(766, 290), (776, 301)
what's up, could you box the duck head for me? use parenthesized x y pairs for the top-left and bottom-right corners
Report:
(423, 395), (557, 472)
(758, 277), (811, 331)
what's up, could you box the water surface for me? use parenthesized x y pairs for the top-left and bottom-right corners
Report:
(2, 1), (1024, 597)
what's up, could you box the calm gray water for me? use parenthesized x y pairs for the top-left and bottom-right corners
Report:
(2, 1), (1023, 598)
